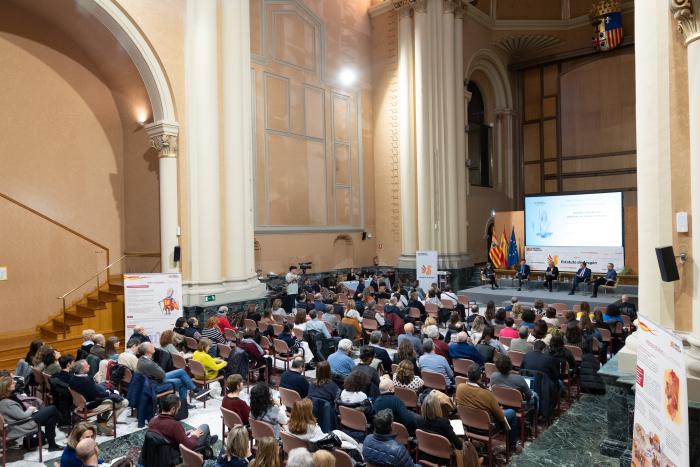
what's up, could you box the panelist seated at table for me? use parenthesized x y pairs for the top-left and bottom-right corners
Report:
(590, 263), (617, 298)
(483, 263), (498, 290)
(544, 260), (559, 292)
(515, 259), (530, 291)
(568, 262), (591, 295)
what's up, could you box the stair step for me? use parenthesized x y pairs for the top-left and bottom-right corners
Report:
(64, 311), (85, 322)
(54, 314), (82, 327)
(87, 297), (107, 309)
(39, 325), (60, 340)
(108, 283), (124, 294)
(98, 291), (118, 302)
(75, 304), (97, 317)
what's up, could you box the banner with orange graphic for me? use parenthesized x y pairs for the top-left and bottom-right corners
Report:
(124, 273), (183, 345)
(632, 315), (689, 467)
(416, 251), (438, 292)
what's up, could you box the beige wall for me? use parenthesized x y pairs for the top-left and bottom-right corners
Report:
(0, 2), (158, 331)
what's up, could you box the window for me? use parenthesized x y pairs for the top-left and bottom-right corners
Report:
(467, 82), (492, 187)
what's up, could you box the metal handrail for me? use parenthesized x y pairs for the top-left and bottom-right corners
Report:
(56, 252), (159, 338)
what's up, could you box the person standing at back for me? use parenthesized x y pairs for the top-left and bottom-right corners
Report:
(286, 266), (300, 313)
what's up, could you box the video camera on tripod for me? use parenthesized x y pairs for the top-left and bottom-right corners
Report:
(298, 261), (313, 272)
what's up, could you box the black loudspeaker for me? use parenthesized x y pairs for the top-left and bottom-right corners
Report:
(173, 246), (181, 263)
(362, 232), (367, 241)
(656, 246), (679, 282)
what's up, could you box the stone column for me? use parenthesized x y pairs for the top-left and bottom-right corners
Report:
(221, 0), (266, 299)
(395, 0), (418, 268)
(495, 108), (514, 199)
(670, 0), (700, 398)
(414, 0), (432, 251)
(455, 4), (468, 256)
(441, 0), (458, 258)
(184, 0), (223, 294)
(145, 122), (180, 273)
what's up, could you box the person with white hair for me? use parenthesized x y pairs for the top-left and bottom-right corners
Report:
(89, 334), (106, 359)
(448, 331), (485, 366)
(425, 324), (450, 359)
(327, 339), (356, 378)
(129, 325), (151, 344)
(287, 447), (314, 467)
(373, 376), (420, 434)
(397, 323), (422, 356)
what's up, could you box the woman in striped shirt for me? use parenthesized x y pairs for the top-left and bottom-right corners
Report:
(202, 316), (226, 344)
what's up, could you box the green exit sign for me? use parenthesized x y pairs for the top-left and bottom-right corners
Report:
(204, 294), (216, 302)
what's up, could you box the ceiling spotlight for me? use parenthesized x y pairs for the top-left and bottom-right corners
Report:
(339, 68), (357, 87)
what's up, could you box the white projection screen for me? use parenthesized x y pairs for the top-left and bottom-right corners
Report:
(524, 192), (624, 273)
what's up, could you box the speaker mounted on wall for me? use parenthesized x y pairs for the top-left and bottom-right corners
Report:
(655, 246), (680, 282)
(174, 245), (181, 263)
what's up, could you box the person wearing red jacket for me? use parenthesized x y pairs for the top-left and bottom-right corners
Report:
(147, 394), (217, 452)
(216, 306), (235, 334)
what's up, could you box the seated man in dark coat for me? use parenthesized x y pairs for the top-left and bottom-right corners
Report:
(372, 378), (420, 435)
(363, 409), (418, 467)
(280, 357), (309, 398)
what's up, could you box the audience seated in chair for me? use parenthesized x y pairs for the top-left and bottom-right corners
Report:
(249, 436), (280, 467)
(250, 383), (287, 439)
(280, 357), (310, 399)
(222, 374), (250, 425)
(373, 377), (420, 435)
(362, 409), (418, 467)
(147, 394), (217, 455)
(419, 338), (455, 389)
(216, 424), (252, 467)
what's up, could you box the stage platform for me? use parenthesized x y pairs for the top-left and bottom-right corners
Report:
(458, 283), (635, 309)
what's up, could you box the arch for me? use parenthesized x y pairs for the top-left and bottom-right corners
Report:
(465, 48), (513, 109)
(79, 0), (177, 127)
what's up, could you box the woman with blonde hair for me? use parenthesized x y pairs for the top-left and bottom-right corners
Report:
(60, 422), (97, 467)
(249, 436), (280, 467)
(288, 399), (361, 451)
(271, 298), (287, 320)
(312, 449), (335, 467)
(216, 425), (251, 467)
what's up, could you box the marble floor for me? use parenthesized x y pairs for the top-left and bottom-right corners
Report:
(509, 393), (617, 467)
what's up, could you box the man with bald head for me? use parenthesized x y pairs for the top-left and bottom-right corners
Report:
(448, 331), (485, 366)
(129, 325), (151, 344)
(76, 438), (99, 467)
(397, 323), (423, 356)
(372, 377), (420, 435)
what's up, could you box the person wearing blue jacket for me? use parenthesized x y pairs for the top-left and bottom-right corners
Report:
(363, 409), (419, 467)
(372, 378), (421, 435)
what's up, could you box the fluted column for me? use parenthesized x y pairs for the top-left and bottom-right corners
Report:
(442, 0), (458, 257)
(414, 0), (433, 251)
(221, 0), (265, 298)
(395, 0), (418, 266)
(671, 0), (700, 398)
(184, 0), (222, 291)
(145, 122), (180, 273)
(454, 4), (468, 256)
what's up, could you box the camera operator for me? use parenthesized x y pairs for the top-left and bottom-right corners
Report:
(285, 265), (299, 313)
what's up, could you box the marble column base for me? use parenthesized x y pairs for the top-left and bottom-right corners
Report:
(598, 355), (636, 465)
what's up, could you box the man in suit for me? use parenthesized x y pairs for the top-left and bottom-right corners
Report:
(521, 341), (561, 383)
(515, 258), (530, 291)
(483, 263), (498, 289)
(591, 263), (617, 298)
(544, 259), (559, 292)
(568, 261), (591, 295)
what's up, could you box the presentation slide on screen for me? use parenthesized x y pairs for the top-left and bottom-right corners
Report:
(524, 192), (623, 248)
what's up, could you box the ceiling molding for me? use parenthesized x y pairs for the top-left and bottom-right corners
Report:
(368, 1), (393, 18)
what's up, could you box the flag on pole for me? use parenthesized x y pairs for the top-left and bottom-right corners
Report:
(489, 233), (503, 268)
(500, 227), (508, 268)
(507, 225), (519, 267)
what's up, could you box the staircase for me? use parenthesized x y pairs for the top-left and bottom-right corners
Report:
(39, 278), (125, 340)
(0, 277), (125, 371)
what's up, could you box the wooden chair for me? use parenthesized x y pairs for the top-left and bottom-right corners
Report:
(272, 339), (296, 373)
(565, 345), (583, 364)
(333, 448), (354, 467)
(223, 328), (237, 342)
(338, 406), (369, 433)
(455, 375), (468, 386)
(221, 406), (243, 439)
(621, 314), (632, 330)
(599, 328), (612, 357)
(550, 303), (568, 313)
(258, 321), (270, 333)
(41, 373), (53, 405)
(0, 412), (42, 466)
(273, 314), (286, 325)
(561, 361), (579, 402)
(458, 294), (474, 307)
(425, 303), (439, 322)
(507, 350), (525, 369)
(601, 278), (619, 295)
(453, 358), (476, 376)
(184, 336), (199, 351)
(421, 370), (447, 392)
(249, 419), (276, 451)
(394, 386), (419, 412)
(362, 318), (379, 343)
(292, 328), (304, 341)
(415, 429), (453, 467)
(179, 443), (203, 467)
(244, 319), (257, 333)
(171, 353), (187, 370)
(458, 406), (509, 467)
(491, 385), (536, 447)
(280, 431), (309, 454)
(69, 389), (117, 439)
(31, 368), (45, 400)
(484, 362), (498, 381)
(391, 421), (410, 446)
(188, 359), (223, 408)
(499, 336), (512, 349)
(271, 324), (283, 336)
(217, 343), (231, 360)
(279, 387), (301, 412)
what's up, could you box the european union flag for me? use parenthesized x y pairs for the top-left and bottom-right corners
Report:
(507, 226), (519, 268)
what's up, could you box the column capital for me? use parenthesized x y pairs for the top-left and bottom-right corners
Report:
(145, 120), (180, 158)
(495, 107), (514, 116)
(670, 0), (700, 45)
(443, 0), (457, 14)
(414, 0), (427, 13)
(454, 0), (470, 18)
(393, 0), (414, 17)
